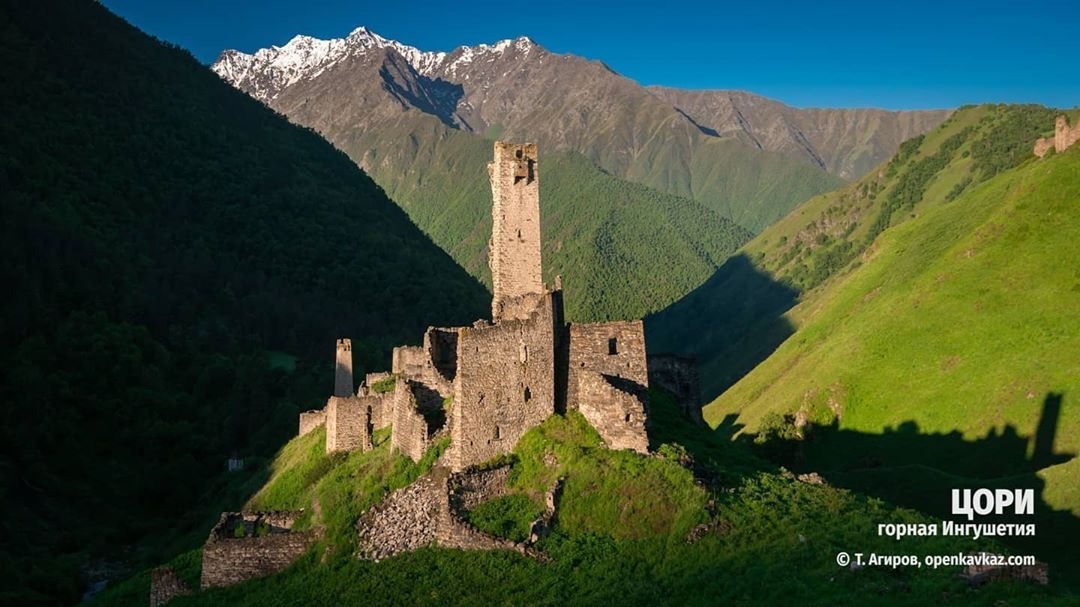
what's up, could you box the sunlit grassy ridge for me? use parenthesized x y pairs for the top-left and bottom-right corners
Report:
(698, 110), (1080, 582)
(706, 128), (1080, 486)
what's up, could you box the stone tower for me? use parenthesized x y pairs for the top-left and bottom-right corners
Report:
(334, 338), (353, 397)
(1055, 116), (1080, 153)
(489, 142), (543, 322)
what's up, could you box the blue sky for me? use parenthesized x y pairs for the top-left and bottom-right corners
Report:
(100, 0), (1079, 110)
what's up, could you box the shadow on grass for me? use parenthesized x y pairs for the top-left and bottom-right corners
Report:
(644, 253), (798, 402)
(742, 392), (1080, 588)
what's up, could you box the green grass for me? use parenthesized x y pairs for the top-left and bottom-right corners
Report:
(701, 126), (1080, 583)
(91, 406), (1077, 606)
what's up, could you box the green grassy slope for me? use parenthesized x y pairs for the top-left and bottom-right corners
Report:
(91, 401), (1073, 606)
(702, 117), (1080, 578)
(0, 1), (489, 603)
(647, 105), (1070, 398)
(355, 120), (753, 321)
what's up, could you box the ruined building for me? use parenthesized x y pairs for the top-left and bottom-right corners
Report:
(298, 141), (651, 471)
(1034, 115), (1080, 157)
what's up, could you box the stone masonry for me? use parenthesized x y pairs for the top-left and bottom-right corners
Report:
(299, 141), (651, 471)
(356, 465), (536, 562)
(195, 141), (664, 586)
(1034, 115), (1080, 157)
(324, 395), (370, 453)
(297, 409), (326, 436)
(566, 321), (650, 452)
(389, 380), (429, 462)
(489, 142), (544, 322)
(450, 292), (558, 471)
(334, 338), (353, 397)
(200, 511), (314, 590)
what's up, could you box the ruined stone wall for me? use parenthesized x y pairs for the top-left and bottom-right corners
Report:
(567, 321), (649, 452)
(200, 512), (313, 590)
(369, 393), (392, 431)
(1034, 136), (1055, 158)
(576, 373), (649, 452)
(390, 380), (428, 462)
(298, 410), (326, 436)
(335, 338), (353, 397)
(392, 339), (453, 410)
(647, 354), (704, 424)
(448, 466), (511, 512)
(149, 566), (191, 607)
(1055, 115), (1080, 153)
(325, 396), (370, 453)
(1034, 115), (1080, 157)
(425, 327), (459, 381)
(356, 467), (526, 562)
(489, 142), (544, 322)
(364, 371), (392, 390)
(356, 473), (442, 560)
(449, 294), (556, 471)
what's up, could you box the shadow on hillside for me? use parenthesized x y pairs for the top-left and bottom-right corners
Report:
(749, 392), (1080, 587)
(644, 253), (799, 402)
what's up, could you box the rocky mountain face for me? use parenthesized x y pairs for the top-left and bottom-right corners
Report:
(648, 87), (952, 180)
(211, 28), (853, 234)
(213, 27), (948, 186)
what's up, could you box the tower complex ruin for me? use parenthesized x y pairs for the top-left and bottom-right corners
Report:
(299, 141), (650, 471)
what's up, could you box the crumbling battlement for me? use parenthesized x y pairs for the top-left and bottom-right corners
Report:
(1034, 115), (1080, 157)
(200, 511), (314, 590)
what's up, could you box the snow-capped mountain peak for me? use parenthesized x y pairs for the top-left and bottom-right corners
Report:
(211, 27), (531, 101)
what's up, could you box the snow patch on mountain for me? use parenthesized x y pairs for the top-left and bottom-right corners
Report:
(212, 27), (532, 101)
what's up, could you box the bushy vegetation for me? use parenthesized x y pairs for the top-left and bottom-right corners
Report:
(0, 1), (488, 603)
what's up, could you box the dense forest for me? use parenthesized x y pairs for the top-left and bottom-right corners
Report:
(0, 1), (489, 604)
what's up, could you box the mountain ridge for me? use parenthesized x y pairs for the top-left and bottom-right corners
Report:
(213, 26), (948, 184)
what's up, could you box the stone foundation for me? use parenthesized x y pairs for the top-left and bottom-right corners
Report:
(200, 512), (314, 590)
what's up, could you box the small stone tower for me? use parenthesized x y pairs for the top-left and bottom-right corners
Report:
(489, 142), (543, 321)
(334, 338), (353, 397)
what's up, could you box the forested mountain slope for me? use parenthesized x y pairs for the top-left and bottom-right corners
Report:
(0, 1), (487, 603)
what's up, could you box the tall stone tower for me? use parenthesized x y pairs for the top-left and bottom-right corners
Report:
(334, 338), (353, 397)
(489, 142), (543, 321)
